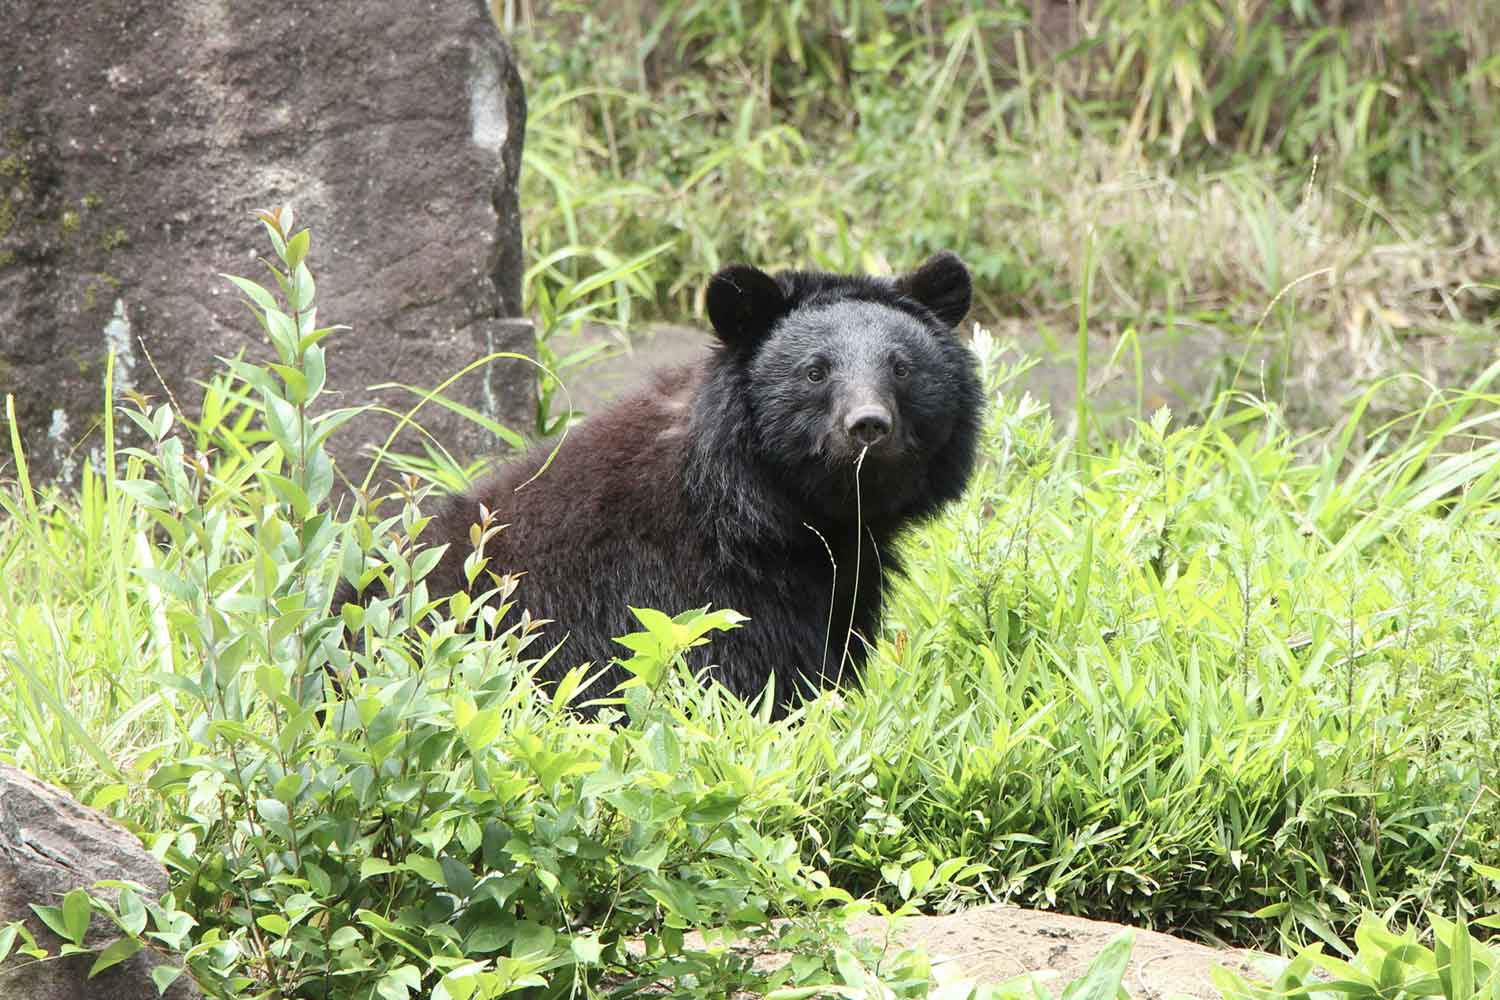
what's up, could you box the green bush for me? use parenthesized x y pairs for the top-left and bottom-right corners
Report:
(3, 210), (1499, 995)
(800, 337), (1500, 942)
(1214, 907), (1500, 1000)
(0, 212), (971, 999)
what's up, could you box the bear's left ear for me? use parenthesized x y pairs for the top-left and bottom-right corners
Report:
(706, 265), (788, 350)
(894, 251), (972, 330)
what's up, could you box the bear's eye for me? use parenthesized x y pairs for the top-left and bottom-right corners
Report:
(892, 360), (910, 379)
(806, 364), (827, 384)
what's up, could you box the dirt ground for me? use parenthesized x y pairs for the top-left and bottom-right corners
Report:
(648, 904), (1266, 999)
(844, 905), (1264, 999)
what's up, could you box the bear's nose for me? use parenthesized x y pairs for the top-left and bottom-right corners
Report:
(846, 405), (893, 447)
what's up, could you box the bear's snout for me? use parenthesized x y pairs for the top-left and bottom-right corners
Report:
(845, 403), (894, 448)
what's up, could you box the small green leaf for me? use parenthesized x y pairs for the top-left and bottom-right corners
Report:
(150, 965), (183, 994)
(254, 664), (286, 699)
(88, 936), (142, 978)
(221, 273), (279, 313)
(284, 229), (311, 272)
(262, 393), (303, 454)
(273, 773), (305, 802)
(571, 933), (604, 965)
(1470, 861), (1500, 881)
(292, 261), (317, 312)
(116, 886), (147, 937)
(114, 480), (171, 510)
(328, 926), (363, 950)
(89, 784), (129, 812)
(376, 964), (421, 1000)
(304, 343), (327, 399)
(360, 858), (399, 879)
(265, 308), (298, 364)
(256, 799), (290, 825)
(457, 817), (482, 856)
(402, 854), (446, 886)
(263, 472), (311, 519)
(62, 889), (93, 945)
(907, 857), (935, 896)
(462, 709), (502, 752)
(512, 921), (556, 960)
(624, 840), (670, 873)
(1060, 929), (1134, 1000)
(463, 922), (510, 955)
(256, 914), (290, 936)
(270, 363), (309, 404)
(1449, 909), (1474, 1000)
(151, 405), (174, 440)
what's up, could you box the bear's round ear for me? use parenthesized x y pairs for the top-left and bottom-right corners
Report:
(894, 251), (972, 330)
(706, 265), (788, 350)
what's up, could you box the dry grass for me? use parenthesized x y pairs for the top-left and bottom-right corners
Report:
(503, 1), (1500, 436)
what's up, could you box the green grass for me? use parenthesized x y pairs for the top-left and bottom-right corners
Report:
(824, 342), (1500, 946)
(4, 326), (1499, 961)
(507, 0), (1493, 429)
(511, 2), (1500, 431)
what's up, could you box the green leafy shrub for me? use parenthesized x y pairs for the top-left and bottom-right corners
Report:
(770, 334), (1500, 944)
(4, 208), (1500, 995)
(1214, 907), (1500, 1000)
(1, 211), (986, 999)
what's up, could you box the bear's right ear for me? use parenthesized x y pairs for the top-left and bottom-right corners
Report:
(894, 251), (972, 330)
(706, 265), (788, 350)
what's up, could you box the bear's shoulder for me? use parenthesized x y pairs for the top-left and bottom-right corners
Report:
(467, 359), (704, 515)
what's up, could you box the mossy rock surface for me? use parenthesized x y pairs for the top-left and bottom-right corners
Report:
(2, 1), (533, 488)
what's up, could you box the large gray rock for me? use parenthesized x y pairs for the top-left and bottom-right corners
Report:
(0, 764), (199, 998)
(1, 0), (532, 491)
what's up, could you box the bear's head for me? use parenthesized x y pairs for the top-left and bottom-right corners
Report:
(704, 252), (983, 530)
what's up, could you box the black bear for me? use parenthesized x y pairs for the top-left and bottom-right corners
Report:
(340, 252), (984, 718)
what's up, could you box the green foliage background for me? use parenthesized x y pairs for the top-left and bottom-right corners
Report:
(509, 0), (1498, 323)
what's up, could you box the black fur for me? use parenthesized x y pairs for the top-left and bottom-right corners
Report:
(336, 253), (984, 718)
